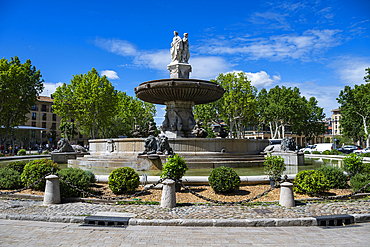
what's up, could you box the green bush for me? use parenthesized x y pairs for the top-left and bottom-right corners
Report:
(312, 151), (321, 154)
(0, 153), (4, 157)
(0, 168), (23, 189)
(42, 151), (50, 154)
(20, 159), (60, 191)
(160, 154), (188, 179)
(342, 153), (364, 177)
(85, 170), (97, 184)
(208, 166), (240, 193)
(17, 149), (27, 156)
(58, 168), (92, 198)
(361, 153), (370, 158)
(330, 149), (342, 155)
(263, 155), (286, 181)
(304, 150), (310, 154)
(321, 150), (331, 155)
(317, 165), (349, 189)
(5, 160), (29, 174)
(350, 173), (370, 193)
(293, 170), (330, 194)
(108, 167), (140, 194)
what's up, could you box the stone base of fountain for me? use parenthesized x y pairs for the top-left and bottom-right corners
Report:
(68, 138), (269, 171)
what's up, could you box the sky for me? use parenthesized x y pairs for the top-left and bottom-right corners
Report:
(1, 0), (370, 125)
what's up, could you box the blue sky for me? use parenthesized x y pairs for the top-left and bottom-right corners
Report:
(1, 0), (370, 124)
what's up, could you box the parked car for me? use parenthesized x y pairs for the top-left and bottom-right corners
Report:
(337, 145), (362, 154)
(299, 145), (314, 153)
(308, 143), (334, 153)
(353, 147), (370, 154)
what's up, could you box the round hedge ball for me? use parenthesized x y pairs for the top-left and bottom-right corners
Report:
(108, 167), (140, 194)
(208, 166), (240, 193)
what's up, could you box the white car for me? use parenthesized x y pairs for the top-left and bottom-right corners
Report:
(353, 147), (370, 154)
(299, 145), (314, 153)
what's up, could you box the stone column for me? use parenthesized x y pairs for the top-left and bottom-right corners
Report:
(43, 175), (61, 205)
(161, 179), (176, 208)
(279, 181), (295, 207)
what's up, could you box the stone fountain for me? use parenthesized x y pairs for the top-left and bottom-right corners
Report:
(68, 32), (268, 173)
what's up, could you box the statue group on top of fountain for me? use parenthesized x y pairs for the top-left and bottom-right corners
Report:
(171, 31), (190, 64)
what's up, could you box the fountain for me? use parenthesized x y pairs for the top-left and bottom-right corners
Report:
(68, 32), (268, 173)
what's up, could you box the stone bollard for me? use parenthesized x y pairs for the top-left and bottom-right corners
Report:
(43, 175), (61, 205)
(279, 181), (295, 207)
(161, 179), (176, 208)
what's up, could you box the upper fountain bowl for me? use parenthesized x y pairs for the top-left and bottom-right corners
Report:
(135, 78), (225, 105)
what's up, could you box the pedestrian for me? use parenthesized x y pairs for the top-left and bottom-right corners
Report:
(14, 144), (18, 155)
(0, 144), (4, 154)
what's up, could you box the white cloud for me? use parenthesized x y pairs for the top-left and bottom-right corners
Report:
(223, 70), (281, 88)
(40, 82), (63, 96)
(196, 29), (342, 61)
(329, 56), (370, 86)
(101, 70), (120, 80)
(94, 38), (138, 56)
(190, 56), (232, 80)
(133, 50), (170, 71)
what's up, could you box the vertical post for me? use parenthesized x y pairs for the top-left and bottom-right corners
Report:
(161, 179), (176, 208)
(44, 175), (61, 205)
(279, 182), (295, 207)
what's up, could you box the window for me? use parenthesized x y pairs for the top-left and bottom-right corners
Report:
(41, 104), (48, 112)
(31, 105), (38, 111)
(32, 122), (36, 127)
(31, 130), (35, 138)
(51, 123), (56, 129)
(42, 131), (46, 138)
(42, 113), (47, 121)
(32, 112), (36, 120)
(79, 133), (83, 138)
(42, 122), (46, 128)
(52, 114), (56, 121)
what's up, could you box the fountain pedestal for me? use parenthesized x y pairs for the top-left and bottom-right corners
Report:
(167, 63), (192, 79)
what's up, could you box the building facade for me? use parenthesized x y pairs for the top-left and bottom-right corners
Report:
(331, 108), (341, 135)
(23, 96), (88, 149)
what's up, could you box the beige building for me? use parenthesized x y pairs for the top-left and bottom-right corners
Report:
(331, 108), (341, 135)
(23, 96), (88, 149)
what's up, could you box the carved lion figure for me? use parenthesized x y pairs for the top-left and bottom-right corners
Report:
(53, 138), (75, 153)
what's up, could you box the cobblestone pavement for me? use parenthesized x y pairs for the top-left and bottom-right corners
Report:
(0, 219), (369, 246)
(1, 197), (370, 219)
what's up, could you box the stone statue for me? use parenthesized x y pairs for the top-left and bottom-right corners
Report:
(213, 124), (228, 138)
(52, 138), (75, 153)
(132, 125), (142, 138)
(191, 119), (208, 138)
(139, 135), (157, 155)
(181, 33), (190, 63)
(147, 121), (157, 136)
(281, 137), (296, 152)
(171, 31), (183, 63)
(157, 135), (173, 155)
(71, 144), (88, 153)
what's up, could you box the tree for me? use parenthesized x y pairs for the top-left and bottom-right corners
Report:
(52, 68), (119, 139)
(337, 68), (370, 147)
(257, 86), (305, 139)
(193, 102), (218, 138)
(0, 56), (44, 151)
(213, 72), (258, 138)
(292, 96), (326, 144)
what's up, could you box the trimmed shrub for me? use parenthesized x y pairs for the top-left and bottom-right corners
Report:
(5, 160), (28, 174)
(293, 170), (330, 194)
(20, 159), (60, 191)
(330, 149), (342, 155)
(208, 166), (240, 193)
(321, 150), (331, 155)
(17, 149), (27, 156)
(0, 153), (4, 157)
(304, 150), (310, 154)
(350, 173), (370, 193)
(0, 168), (23, 189)
(317, 165), (349, 189)
(263, 155), (286, 181)
(109, 167), (140, 194)
(160, 154), (188, 179)
(42, 151), (50, 154)
(361, 153), (370, 158)
(85, 170), (97, 184)
(58, 168), (92, 198)
(312, 151), (321, 154)
(342, 153), (364, 177)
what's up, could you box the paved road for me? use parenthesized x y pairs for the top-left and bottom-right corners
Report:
(1, 219), (369, 246)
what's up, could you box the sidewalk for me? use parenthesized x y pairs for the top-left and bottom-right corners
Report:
(1, 194), (370, 227)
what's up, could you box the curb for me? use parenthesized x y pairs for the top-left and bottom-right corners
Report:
(1, 213), (370, 227)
